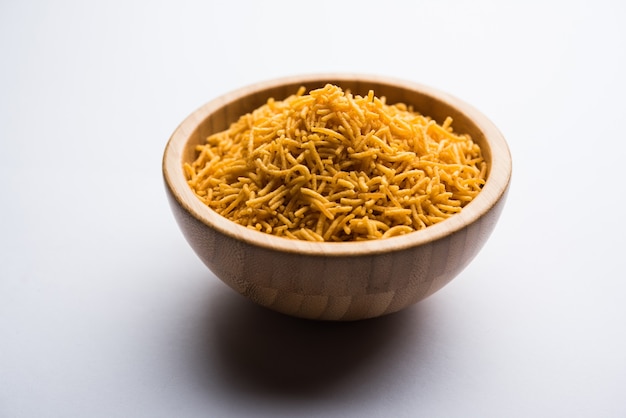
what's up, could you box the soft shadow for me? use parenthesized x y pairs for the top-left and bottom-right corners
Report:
(193, 283), (428, 399)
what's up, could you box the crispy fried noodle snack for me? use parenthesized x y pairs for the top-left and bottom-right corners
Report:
(185, 84), (486, 242)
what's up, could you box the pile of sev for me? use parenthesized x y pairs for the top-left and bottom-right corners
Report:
(184, 84), (486, 242)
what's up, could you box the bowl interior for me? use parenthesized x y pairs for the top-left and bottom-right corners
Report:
(164, 74), (510, 256)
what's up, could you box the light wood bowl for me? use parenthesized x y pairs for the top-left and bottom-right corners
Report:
(163, 74), (512, 321)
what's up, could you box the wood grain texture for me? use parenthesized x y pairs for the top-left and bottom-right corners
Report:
(163, 74), (512, 321)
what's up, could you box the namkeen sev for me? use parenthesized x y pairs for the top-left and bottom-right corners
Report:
(184, 84), (486, 242)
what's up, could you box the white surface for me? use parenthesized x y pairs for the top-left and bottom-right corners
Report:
(2, 1), (625, 417)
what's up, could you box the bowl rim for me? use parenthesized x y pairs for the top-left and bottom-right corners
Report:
(163, 73), (512, 257)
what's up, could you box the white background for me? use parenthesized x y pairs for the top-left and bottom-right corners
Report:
(2, 1), (625, 417)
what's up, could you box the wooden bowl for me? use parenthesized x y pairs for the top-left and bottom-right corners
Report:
(163, 74), (512, 321)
